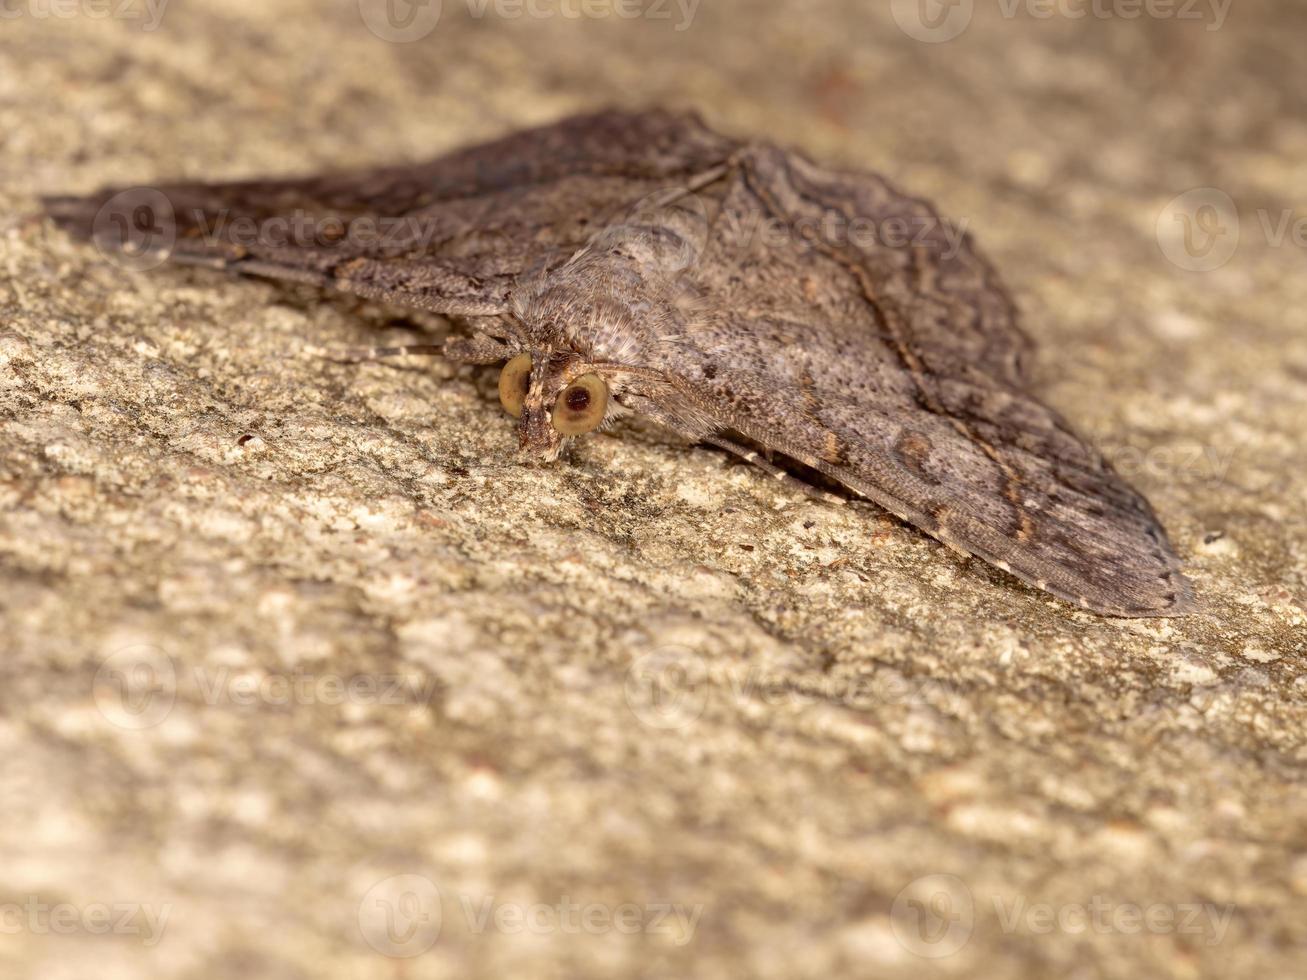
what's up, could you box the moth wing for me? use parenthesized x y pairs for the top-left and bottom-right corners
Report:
(666, 147), (1191, 616)
(42, 109), (737, 316)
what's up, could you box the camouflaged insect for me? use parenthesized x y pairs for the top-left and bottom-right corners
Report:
(43, 109), (1193, 617)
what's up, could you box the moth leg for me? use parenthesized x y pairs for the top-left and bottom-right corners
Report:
(310, 333), (513, 365)
(609, 394), (835, 505)
(312, 343), (445, 363)
(442, 333), (514, 365)
(702, 435), (847, 508)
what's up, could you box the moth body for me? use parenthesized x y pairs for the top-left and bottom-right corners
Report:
(42, 109), (1195, 616)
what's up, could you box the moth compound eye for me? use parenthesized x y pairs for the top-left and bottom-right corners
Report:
(497, 353), (533, 418)
(552, 374), (608, 435)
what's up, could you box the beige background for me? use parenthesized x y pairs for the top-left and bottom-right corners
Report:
(1, 0), (1305, 977)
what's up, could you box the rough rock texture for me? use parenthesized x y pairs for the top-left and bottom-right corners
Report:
(1, 2), (1305, 978)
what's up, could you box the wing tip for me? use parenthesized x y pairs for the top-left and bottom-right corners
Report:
(1066, 569), (1199, 619)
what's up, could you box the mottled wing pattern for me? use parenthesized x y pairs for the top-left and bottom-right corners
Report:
(663, 144), (1191, 616)
(42, 108), (1191, 615)
(43, 109), (738, 316)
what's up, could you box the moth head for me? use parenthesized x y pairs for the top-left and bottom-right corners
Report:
(497, 351), (610, 459)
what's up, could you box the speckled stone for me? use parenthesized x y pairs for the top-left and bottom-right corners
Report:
(1, 2), (1304, 978)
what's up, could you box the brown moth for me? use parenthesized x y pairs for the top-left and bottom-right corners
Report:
(43, 108), (1193, 616)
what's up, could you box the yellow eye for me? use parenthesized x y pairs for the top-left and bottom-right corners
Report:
(498, 352), (533, 418)
(552, 373), (609, 436)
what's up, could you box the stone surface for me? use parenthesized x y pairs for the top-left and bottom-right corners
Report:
(1, 2), (1305, 978)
